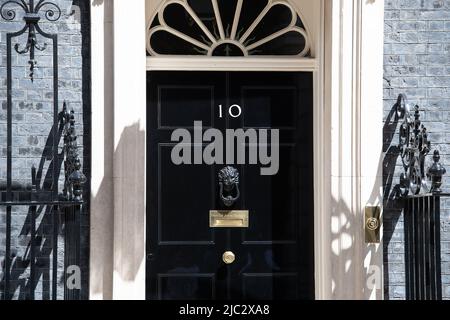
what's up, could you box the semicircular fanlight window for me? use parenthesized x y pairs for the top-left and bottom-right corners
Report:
(147, 0), (311, 57)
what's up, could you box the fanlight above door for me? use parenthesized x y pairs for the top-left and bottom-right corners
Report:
(146, 0), (311, 57)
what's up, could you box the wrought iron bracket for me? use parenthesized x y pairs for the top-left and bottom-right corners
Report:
(61, 102), (87, 202)
(1, 0), (86, 201)
(396, 94), (445, 197)
(1, 0), (62, 81)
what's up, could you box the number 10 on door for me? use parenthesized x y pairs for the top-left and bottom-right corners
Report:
(219, 104), (242, 118)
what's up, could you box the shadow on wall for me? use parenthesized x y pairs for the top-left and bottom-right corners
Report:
(382, 97), (405, 299)
(0, 0), (91, 300)
(90, 118), (146, 300)
(329, 168), (384, 299)
(329, 192), (360, 299)
(89, 0), (146, 300)
(0, 121), (146, 301)
(328, 95), (400, 299)
(88, 0), (114, 301)
(114, 122), (145, 285)
(328, 96), (404, 299)
(0, 117), (74, 300)
(89, 116), (145, 300)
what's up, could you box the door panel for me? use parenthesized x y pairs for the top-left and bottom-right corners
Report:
(241, 86), (298, 129)
(158, 274), (216, 300)
(241, 146), (298, 243)
(242, 273), (299, 300)
(147, 71), (314, 300)
(158, 86), (215, 128)
(228, 72), (314, 300)
(147, 72), (226, 300)
(158, 145), (215, 244)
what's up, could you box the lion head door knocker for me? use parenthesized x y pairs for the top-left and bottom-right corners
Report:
(218, 166), (240, 207)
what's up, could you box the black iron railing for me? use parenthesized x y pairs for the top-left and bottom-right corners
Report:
(395, 94), (446, 300)
(0, 0), (87, 300)
(403, 193), (445, 300)
(0, 104), (86, 300)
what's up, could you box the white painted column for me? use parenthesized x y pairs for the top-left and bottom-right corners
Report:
(323, 0), (384, 300)
(90, 0), (114, 300)
(112, 0), (147, 300)
(360, 0), (385, 300)
(328, 0), (361, 299)
(313, 0), (332, 300)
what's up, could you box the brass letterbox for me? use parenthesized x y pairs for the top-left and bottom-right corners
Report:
(209, 210), (249, 228)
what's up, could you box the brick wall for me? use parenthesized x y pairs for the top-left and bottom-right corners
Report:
(0, 0), (90, 300)
(384, 0), (450, 300)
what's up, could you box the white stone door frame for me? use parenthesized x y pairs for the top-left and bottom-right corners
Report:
(89, 0), (385, 300)
(324, 0), (385, 300)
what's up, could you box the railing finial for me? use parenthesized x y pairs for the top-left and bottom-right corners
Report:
(61, 101), (86, 201)
(397, 94), (444, 196)
(427, 150), (446, 193)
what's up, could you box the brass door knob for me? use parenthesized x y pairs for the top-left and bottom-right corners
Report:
(222, 251), (235, 264)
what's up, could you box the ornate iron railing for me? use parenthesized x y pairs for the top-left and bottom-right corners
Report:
(0, 0), (86, 300)
(396, 94), (446, 197)
(403, 194), (444, 300)
(395, 94), (446, 300)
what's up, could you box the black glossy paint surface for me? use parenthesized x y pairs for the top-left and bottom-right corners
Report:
(146, 72), (314, 300)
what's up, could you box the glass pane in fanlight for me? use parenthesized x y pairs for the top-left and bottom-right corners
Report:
(216, 0), (238, 38)
(187, 0), (218, 40)
(249, 31), (307, 56)
(163, 2), (213, 45)
(151, 30), (207, 55)
(244, 4), (293, 46)
(236, 0), (270, 41)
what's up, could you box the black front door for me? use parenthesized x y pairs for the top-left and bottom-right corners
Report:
(146, 71), (314, 300)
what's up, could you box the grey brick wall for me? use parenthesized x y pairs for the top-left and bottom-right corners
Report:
(384, 0), (450, 300)
(0, 0), (90, 300)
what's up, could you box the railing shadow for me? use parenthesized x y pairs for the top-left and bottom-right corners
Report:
(0, 105), (86, 300)
(0, 118), (64, 300)
(382, 96), (405, 299)
(0, 0), (90, 300)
